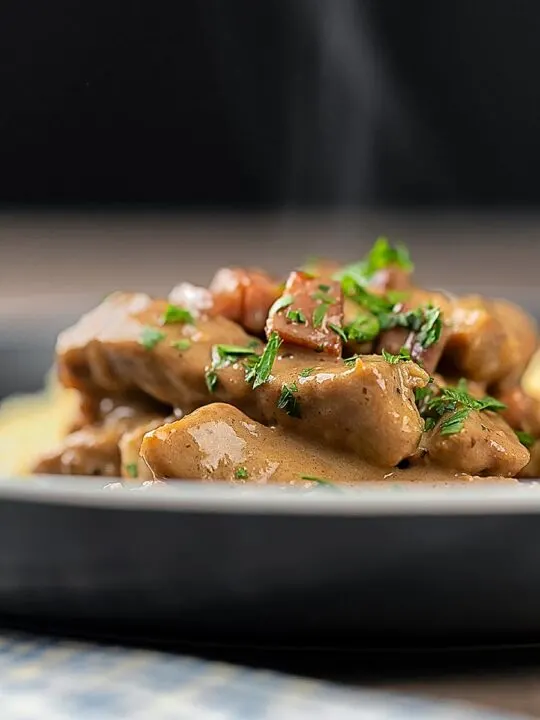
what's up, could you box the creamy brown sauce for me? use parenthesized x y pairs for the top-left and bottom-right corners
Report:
(34, 247), (540, 484)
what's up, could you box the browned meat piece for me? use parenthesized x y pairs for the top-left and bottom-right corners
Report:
(208, 267), (280, 335)
(255, 352), (428, 466)
(498, 386), (540, 436)
(266, 272), (344, 356)
(141, 403), (517, 485)
(59, 298), (428, 467)
(57, 292), (261, 413)
(442, 296), (538, 386)
(419, 410), (529, 477)
(141, 403), (366, 484)
(517, 440), (540, 478)
(491, 299), (539, 389)
(69, 392), (165, 432)
(34, 401), (164, 477)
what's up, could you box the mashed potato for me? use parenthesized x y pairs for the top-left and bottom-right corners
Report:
(0, 371), (79, 477)
(522, 349), (540, 401)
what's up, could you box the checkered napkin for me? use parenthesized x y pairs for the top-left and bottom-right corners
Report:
(0, 634), (524, 719)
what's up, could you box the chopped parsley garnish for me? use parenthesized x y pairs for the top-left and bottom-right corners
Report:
(311, 289), (336, 304)
(344, 314), (380, 343)
(344, 354), (361, 366)
(424, 383), (507, 436)
(214, 344), (259, 361)
(125, 463), (138, 479)
(204, 343), (260, 393)
(343, 283), (395, 314)
(301, 475), (335, 487)
(414, 383), (435, 415)
(367, 236), (413, 273)
(286, 308), (307, 324)
(269, 294), (294, 315)
(318, 283), (331, 292)
(379, 305), (442, 351)
(516, 430), (535, 449)
(312, 303), (330, 328)
(299, 367), (315, 377)
(333, 236), (413, 288)
(161, 304), (194, 325)
(415, 306), (442, 349)
(205, 369), (218, 393)
(245, 331), (282, 389)
(139, 326), (166, 350)
(328, 322), (347, 342)
(171, 338), (191, 351)
(235, 467), (249, 480)
(382, 347), (411, 363)
(277, 382), (301, 418)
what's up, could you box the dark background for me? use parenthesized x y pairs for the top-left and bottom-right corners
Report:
(1, 0), (540, 209)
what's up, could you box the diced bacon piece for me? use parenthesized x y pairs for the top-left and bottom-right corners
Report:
(266, 271), (344, 356)
(209, 268), (280, 335)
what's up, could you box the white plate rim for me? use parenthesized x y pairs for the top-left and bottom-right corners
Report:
(1, 476), (540, 517)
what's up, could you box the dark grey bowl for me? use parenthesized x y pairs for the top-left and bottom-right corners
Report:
(0, 479), (539, 651)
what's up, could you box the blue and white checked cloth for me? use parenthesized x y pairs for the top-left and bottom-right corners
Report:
(0, 633), (525, 719)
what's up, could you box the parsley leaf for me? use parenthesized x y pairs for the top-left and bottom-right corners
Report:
(246, 331), (282, 389)
(414, 306), (442, 349)
(286, 308), (307, 324)
(516, 430), (535, 449)
(439, 407), (472, 435)
(235, 467), (249, 480)
(125, 462), (138, 478)
(414, 383), (435, 415)
(379, 305), (442, 350)
(333, 237), (414, 287)
(269, 294), (294, 315)
(328, 322), (347, 342)
(344, 314), (380, 343)
(343, 283), (395, 314)
(215, 344), (259, 361)
(161, 304), (194, 325)
(425, 382), (507, 436)
(205, 343), (260, 394)
(311, 290), (336, 304)
(367, 236), (413, 273)
(205, 369), (218, 393)
(382, 347), (412, 363)
(299, 367), (315, 377)
(277, 382), (301, 418)
(171, 338), (191, 351)
(139, 326), (166, 350)
(301, 474), (336, 488)
(312, 303), (330, 328)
